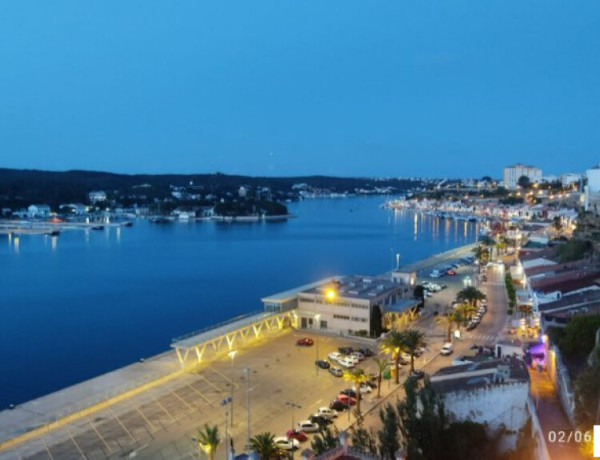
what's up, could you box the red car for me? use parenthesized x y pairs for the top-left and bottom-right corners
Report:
(296, 338), (314, 346)
(337, 394), (357, 406)
(446, 269), (456, 276)
(286, 429), (308, 442)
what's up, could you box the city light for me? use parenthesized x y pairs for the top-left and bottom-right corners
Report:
(326, 289), (336, 300)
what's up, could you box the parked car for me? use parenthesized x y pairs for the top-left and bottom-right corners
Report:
(329, 367), (343, 377)
(358, 347), (374, 357)
(309, 414), (332, 426)
(446, 269), (456, 276)
(338, 357), (356, 368)
(349, 351), (365, 361)
(329, 400), (349, 411)
(315, 360), (330, 369)
(315, 407), (338, 420)
(328, 351), (342, 362)
(274, 437), (300, 450)
(466, 322), (477, 331)
(286, 430), (308, 442)
(340, 388), (357, 398)
(441, 343), (454, 356)
(337, 394), (357, 406)
(353, 383), (372, 394)
(297, 338), (314, 346)
(338, 346), (354, 355)
(409, 369), (425, 380)
(297, 420), (320, 433)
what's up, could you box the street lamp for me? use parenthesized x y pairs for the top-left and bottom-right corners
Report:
(244, 368), (251, 452)
(285, 401), (301, 431)
(221, 396), (233, 460)
(228, 350), (237, 427)
(314, 314), (321, 375)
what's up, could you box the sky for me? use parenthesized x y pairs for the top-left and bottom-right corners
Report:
(0, 1), (599, 178)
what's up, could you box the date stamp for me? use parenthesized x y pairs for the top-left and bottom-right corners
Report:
(547, 430), (592, 444)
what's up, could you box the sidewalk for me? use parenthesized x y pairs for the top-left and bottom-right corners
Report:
(529, 368), (585, 460)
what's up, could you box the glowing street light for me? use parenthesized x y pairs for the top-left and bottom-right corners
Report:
(326, 289), (336, 300)
(228, 350), (237, 427)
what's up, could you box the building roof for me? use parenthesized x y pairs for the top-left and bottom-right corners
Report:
(538, 289), (600, 314)
(530, 269), (600, 293)
(524, 260), (587, 278)
(385, 298), (421, 313)
(261, 276), (341, 304)
(430, 357), (529, 394)
(300, 275), (401, 301)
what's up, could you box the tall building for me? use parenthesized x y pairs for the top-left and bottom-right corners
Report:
(503, 164), (542, 189)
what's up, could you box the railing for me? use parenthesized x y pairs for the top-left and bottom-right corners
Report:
(171, 309), (265, 343)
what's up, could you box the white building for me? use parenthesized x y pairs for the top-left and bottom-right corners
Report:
(88, 191), (107, 203)
(560, 173), (582, 188)
(430, 358), (530, 451)
(503, 164), (542, 189)
(27, 204), (51, 218)
(586, 164), (600, 194)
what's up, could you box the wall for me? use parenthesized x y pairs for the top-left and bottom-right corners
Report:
(443, 382), (529, 451)
(546, 345), (576, 427)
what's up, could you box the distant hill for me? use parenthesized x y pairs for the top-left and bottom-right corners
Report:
(0, 168), (419, 210)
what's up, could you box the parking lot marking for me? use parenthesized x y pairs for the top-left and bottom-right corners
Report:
(87, 419), (112, 454)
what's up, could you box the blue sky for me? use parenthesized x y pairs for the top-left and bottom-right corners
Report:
(0, 1), (599, 178)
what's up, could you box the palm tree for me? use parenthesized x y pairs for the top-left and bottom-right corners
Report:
(473, 245), (489, 273)
(343, 367), (368, 414)
(249, 432), (279, 460)
(456, 302), (477, 322)
(400, 328), (427, 373)
(373, 357), (388, 398)
(457, 286), (486, 306)
(379, 330), (405, 384)
(197, 424), (220, 460)
(435, 309), (463, 342)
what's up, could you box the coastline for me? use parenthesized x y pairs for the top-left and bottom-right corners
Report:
(0, 240), (476, 451)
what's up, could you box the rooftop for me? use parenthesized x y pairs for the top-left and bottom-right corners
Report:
(430, 357), (529, 394)
(300, 275), (401, 301)
(538, 289), (600, 314)
(530, 269), (600, 293)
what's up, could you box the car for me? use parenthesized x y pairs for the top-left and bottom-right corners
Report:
(358, 347), (374, 357)
(389, 357), (409, 367)
(337, 394), (357, 406)
(329, 400), (349, 411)
(315, 407), (339, 419)
(274, 437), (300, 450)
(338, 357), (356, 368)
(353, 383), (372, 394)
(349, 351), (365, 361)
(365, 380), (378, 389)
(328, 351), (342, 362)
(429, 270), (442, 278)
(286, 429), (308, 442)
(409, 370), (425, 380)
(441, 343), (454, 356)
(297, 420), (320, 433)
(329, 366), (343, 377)
(466, 322), (477, 331)
(340, 388), (357, 398)
(309, 414), (332, 426)
(338, 346), (354, 355)
(297, 338), (314, 346)
(315, 360), (330, 369)
(446, 269), (456, 276)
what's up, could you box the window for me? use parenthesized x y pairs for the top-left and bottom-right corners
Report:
(320, 320), (327, 329)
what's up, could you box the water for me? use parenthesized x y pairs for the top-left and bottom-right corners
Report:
(0, 196), (478, 408)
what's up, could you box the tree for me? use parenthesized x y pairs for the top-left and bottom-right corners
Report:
(553, 215), (563, 232)
(249, 433), (279, 460)
(351, 426), (377, 453)
(343, 367), (368, 414)
(457, 286), (486, 306)
(197, 424), (220, 460)
(435, 308), (464, 342)
(380, 331), (405, 384)
(377, 404), (400, 460)
(559, 315), (600, 357)
(517, 175), (531, 189)
(413, 285), (426, 308)
(311, 426), (339, 455)
(575, 348), (600, 431)
(400, 328), (427, 373)
(373, 357), (389, 398)
(456, 303), (478, 322)
(472, 245), (489, 272)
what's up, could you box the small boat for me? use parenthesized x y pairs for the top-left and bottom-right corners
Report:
(91, 225), (104, 231)
(150, 217), (173, 224)
(122, 222), (134, 227)
(47, 230), (60, 236)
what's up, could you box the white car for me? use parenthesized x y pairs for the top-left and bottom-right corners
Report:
(315, 407), (338, 420)
(353, 383), (372, 394)
(274, 437), (300, 450)
(349, 351), (365, 361)
(338, 357), (355, 368)
(328, 351), (342, 362)
(297, 420), (320, 433)
(440, 343), (454, 356)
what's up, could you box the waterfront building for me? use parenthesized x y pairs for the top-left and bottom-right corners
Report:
(503, 164), (542, 189)
(88, 190), (107, 203)
(59, 203), (88, 215)
(430, 357), (531, 451)
(560, 173), (582, 188)
(27, 204), (51, 218)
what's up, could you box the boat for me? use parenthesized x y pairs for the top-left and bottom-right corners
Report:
(150, 217), (173, 224)
(122, 222), (134, 227)
(47, 230), (60, 236)
(91, 225), (104, 231)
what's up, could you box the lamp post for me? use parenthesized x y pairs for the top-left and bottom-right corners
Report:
(228, 350), (237, 427)
(221, 396), (233, 460)
(314, 314), (321, 375)
(285, 401), (301, 431)
(244, 368), (251, 452)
